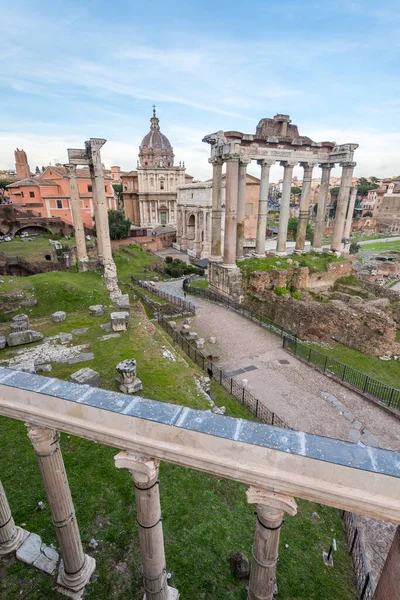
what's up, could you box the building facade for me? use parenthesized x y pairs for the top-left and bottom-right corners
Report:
(7, 165), (116, 229)
(176, 174), (260, 258)
(122, 109), (193, 230)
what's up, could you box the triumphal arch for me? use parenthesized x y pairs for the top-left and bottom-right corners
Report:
(203, 114), (358, 299)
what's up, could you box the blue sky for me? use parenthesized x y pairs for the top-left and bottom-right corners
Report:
(0, 0), (399, 181)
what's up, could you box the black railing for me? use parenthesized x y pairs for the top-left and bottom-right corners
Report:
(132, 276), (195, 315)
(157, 313), (290, 429)
(342, 512), (375, 600)
(183, 277), (293, 338)
(283, 336), (400, 412)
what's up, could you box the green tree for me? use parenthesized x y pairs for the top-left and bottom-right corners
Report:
(35, 166), (40, 175)
(369, 176), (380, 183)
(291, 186), (301, 195)
(357, 183), (378, 197)
(106, 209), (131, 240)
(330, 187), (340, 198)
(0, 181), (13, 203)
(112, 183), (123, 211)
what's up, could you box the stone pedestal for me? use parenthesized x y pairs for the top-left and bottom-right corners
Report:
(70, 368), (101, 387)
(110, 311), (130, 331)
(0, 480), (26, 556)
(114, 452), (179, 600)
(52, 311), (67, 323)
(247, 488), (297, 600)
(27, 426), (95, 599)
(116, 359), (143, 394)
(208, 261), (243, 303)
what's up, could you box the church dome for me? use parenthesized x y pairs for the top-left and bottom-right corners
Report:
(139, 107), (175, 168)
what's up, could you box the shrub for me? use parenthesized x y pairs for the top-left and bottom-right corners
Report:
(170, 267), (183, 278)
(93, 209), (131, 240)
(165, 256), (173, 264)
(273, 286), (290, 296)
(350, 242), (360, 255)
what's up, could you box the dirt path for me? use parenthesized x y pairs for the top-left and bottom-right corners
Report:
(156, 281), (400, 452)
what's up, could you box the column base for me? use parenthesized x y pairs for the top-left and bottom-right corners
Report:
(57, 554), (96, 600)
(293, 249), (304, 255)
(0, 526), (27, 557)
(252, 253), (266, 258)
(209, 255), (223, 263)
(275, 251), (287, 257)
(77, 260), (89, 273)
(312, 246), (323, 253)
(236, 255), (245, 262)
(143, 586), (180, 600)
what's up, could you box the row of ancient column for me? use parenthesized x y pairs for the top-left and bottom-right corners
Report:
(210, 157), (357, 263)
(0, 424), (297, 600)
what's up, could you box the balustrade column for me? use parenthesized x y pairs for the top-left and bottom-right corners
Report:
(255, 160), (274, 257)
(210, 158), (223, 261)
(236, 159), (250, 260)
(276, 162), (297, 256)
(247, 488), (297, 600)
(64, 164), (89, 272)
(343, 186), (358, 247)
(294, 162), (314, 254)
(114, 451), (179, 600)
(0, 480), (25, 556)
(27, 426), (95, 596)
(313, 163), (334, 252)
(223, 157), (240, 267)
(330, 162), (356, 254)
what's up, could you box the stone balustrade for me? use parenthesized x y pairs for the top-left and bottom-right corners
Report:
(0, 367), (399, 599)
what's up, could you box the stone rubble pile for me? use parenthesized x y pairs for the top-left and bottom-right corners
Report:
(161, 346), (176, 362)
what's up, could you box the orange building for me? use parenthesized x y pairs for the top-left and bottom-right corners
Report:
(7, 165), (116, 230)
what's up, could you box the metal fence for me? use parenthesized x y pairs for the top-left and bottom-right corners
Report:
(342, 512), (375, 600)
(132, 277), (196, 315)
(157, 313), (290, 429)
(184, 277), (400, 413)
(283, 336), (400, 412)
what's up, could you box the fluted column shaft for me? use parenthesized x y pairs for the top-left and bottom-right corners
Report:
(255, 160), (274, 257)
(313, 164), (334, 252)
(0, 480), (24, 556)
(27, 426), (95, 593)
(210, 159), (223, 261)
(294, 163), (314, 253)
(331, 162), (356, 254)
(236, 159), (250, 260)
(343, 186), (358, 241)
(115, 452), (177, 600)
(247, 488), (297, 600)
(65, 164), (89, 272)
(223, 157), (240, 267)
(276, 162), (296, 256)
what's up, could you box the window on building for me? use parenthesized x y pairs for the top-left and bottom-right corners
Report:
(160, 181), (164, 190)
(21, 191), (24, 197)
(160, 211), (167, 225)
(245, 203), (253, 216)
(56, 200), (63, 209)
(29, 191), (35, 198)
(88, 185), (92, 192)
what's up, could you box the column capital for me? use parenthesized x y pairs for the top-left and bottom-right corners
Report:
(319, 162), (335, 170)
(280, 160), (297, 168)
(223, 153), (241, 162)
(27, 425), (59, 455)
(246, 487), (297, 516)
(114, 451), (159, 486)
(339, 161), (357, 169)
(299, 161), (315, 171)
(257, 158), (275, 167)
(64, 163), (77, 177)
(239, 158), (251, 166)
(208, 157), (224, 166)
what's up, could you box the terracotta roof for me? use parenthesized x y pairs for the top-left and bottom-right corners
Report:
(42, 166), (112, 180)
(7, 177), (58, 188)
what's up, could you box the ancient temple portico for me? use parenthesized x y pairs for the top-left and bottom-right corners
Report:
(203, 115), (358, 298)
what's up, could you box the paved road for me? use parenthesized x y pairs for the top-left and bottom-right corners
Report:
(155, 280), (400, 451)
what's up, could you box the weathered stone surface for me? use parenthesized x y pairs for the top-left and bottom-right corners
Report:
(188, 331), (198, 341)
(212, 405), (226, 415)
(20, 295), (37, 307)
(116, 358), (142, 393)
(10, 361), (36, 374)
(32, 545), (59, 575)
(52, 311), (66, 323)
(72, 328), (89, 335)
(100, 322), (112, 332)
(67, 352), (94, 365)
(209, 336), (217, 344)
(12, 314), (29, 324)
(89, 305), (104, 316)
(99, 333), (121, 341)
(7, 330), (43, 347)
(36, 364), (52, 372)
(48, 332), (73, 344)
(114, 294), (130, 311)
(110, 311), (129, 332)
(196, 338), (205, 349)
(168, 321), (177, 329)
(10, 321), (28, 332)
(70, 367), (101, 387)
(231, 551), (250, 579)
(0, 336), (6, 349)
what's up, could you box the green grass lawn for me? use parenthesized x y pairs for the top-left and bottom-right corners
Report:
(0, 236), (75, 261)
(239, 252), (344, 276)
(114, 245), (163, 280)
(0, 281), (357, 599)
(359, 240), (400, 252)
(190, 279), (209, 289)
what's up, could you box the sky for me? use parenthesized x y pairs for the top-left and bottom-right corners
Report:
(0, 0), (399, 182)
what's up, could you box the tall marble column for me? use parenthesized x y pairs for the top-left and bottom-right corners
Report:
(276, 161), (297, 256)
(64, 164), (89, 272)
(223, 156), (240, 267)
(210, 158), (224, 261)
(294, 162), (314, 254)
(27, 426), (95, 596)
(115, 452), (179, 600)
(0, 480), (25, 556)
(236, 159), (250, 260)
(181, 209), (188, 251)
(343, 186), (358, 243)
(330, 162), (356, 254)
(255, 159), (274, 257)
(313, 163), (334, 252)
(247, 488), (297, 600)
